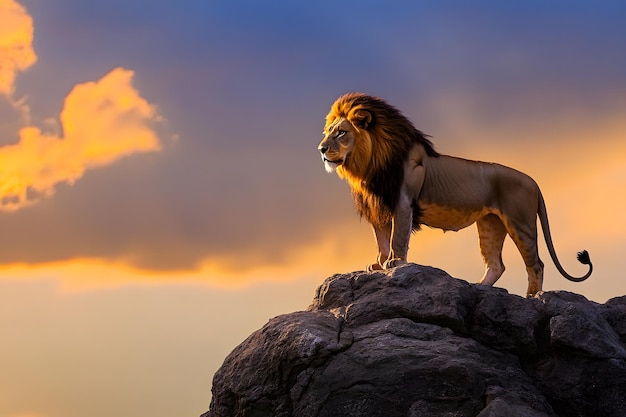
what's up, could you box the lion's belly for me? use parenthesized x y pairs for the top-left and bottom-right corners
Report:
(418, 203), (489, 232)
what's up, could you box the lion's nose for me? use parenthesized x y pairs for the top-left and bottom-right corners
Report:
(319, 146), (329, 154)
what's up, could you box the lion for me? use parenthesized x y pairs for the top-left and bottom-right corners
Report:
(318, 92), (592, 296)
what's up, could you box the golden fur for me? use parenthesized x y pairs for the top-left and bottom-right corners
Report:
(318, 92), (592, 296)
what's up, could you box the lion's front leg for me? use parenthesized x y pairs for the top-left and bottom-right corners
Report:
(366, 223), (391, 271)
(384, 195), (413, 269)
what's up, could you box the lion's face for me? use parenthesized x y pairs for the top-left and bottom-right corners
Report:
(318, 118), (357, 173)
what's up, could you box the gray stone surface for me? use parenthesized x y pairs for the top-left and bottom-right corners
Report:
(203, 264), (626, 417)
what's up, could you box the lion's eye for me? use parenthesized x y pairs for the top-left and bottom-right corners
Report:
(336, 130), (346, 138)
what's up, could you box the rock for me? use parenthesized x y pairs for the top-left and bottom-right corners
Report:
(202, 264), (626, 417)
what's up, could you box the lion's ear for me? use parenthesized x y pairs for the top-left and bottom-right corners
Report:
(349, 108), (372, 130)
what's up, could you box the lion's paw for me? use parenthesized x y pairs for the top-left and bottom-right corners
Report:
(366, 262), (384, 272)
(383, 258), (407, 269)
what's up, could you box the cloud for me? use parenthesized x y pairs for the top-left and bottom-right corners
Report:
(0, 0), (37, 96)
(0, 67), (162, 211)
(0, 1), (162, 210)
(0, 220), (375, 292)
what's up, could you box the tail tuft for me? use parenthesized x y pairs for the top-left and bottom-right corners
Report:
(577, 250), (591, 265)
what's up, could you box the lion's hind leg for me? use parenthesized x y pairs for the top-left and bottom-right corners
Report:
(477, 214), (507, 286)
(503, 216), (545, 297)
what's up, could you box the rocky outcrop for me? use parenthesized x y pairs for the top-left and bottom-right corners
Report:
(202, 264), (626, 417)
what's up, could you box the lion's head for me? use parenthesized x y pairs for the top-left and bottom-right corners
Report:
(318, 92), (438, 189)
(318, 116), (357, 174)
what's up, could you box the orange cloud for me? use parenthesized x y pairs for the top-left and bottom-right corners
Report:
(0, 1), (162, 210)
(0, 0), (36, 96)
(0, 67), (162, 210)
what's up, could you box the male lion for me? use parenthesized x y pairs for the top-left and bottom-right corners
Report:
(318, 92), (592, 296)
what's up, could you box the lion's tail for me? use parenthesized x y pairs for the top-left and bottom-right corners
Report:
(537, 190), (593, 282)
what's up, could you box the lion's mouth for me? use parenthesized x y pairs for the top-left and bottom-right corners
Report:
(323, 156), (343, 165)
(322, 156), (344, 173)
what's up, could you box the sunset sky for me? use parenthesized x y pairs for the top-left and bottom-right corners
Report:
(1, 1), (625, 416)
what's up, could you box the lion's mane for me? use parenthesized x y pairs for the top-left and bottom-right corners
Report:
(325, 92), (439, 226)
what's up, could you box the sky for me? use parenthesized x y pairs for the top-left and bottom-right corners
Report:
(0, 1), (625, 416)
